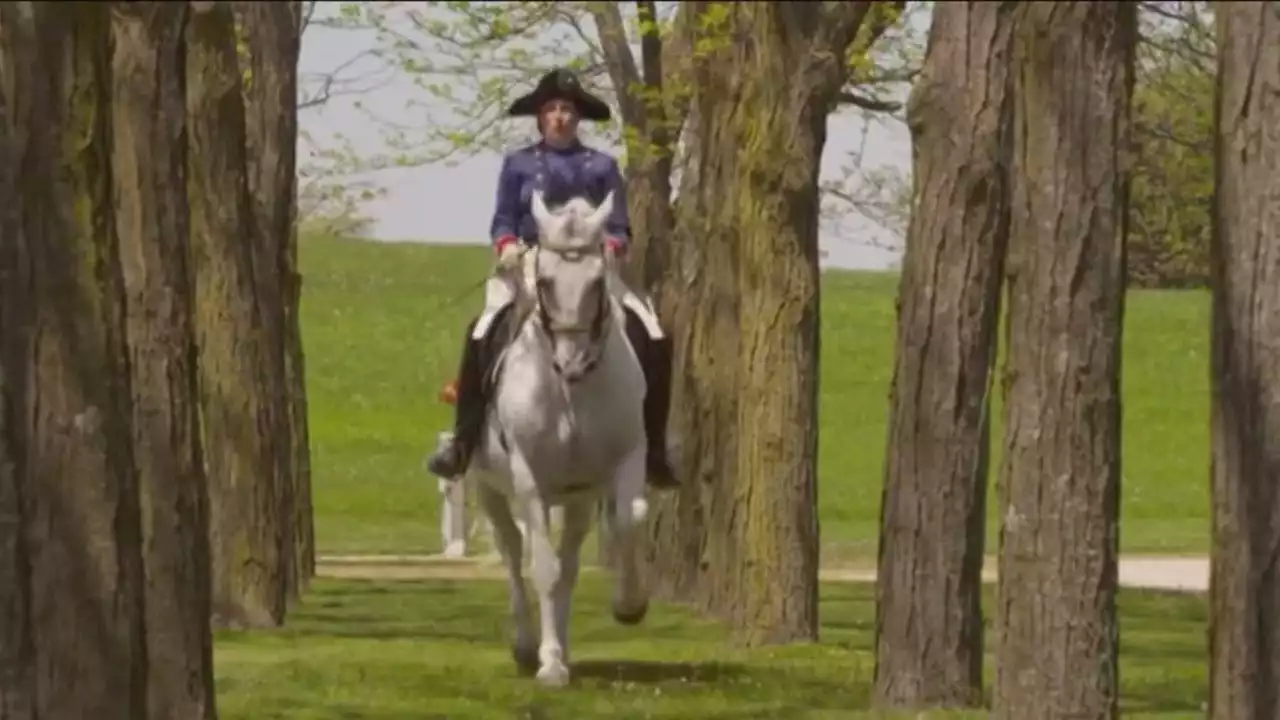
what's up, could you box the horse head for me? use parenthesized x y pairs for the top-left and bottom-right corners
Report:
(526, 190), (616, 383)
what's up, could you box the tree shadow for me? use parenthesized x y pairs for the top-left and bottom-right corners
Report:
(571, 659), (750, 684)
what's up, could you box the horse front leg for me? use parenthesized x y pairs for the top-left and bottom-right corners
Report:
(522, 491), (573, 687)
(611, 444), (650, 625)
(550, 499), (593, 670)
(477, 483), (537, 675)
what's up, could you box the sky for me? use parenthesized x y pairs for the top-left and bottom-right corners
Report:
(296, 3), (921, 271)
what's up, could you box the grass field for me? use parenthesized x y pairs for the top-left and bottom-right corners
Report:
(214, 576), (1207, 718)
(300, 234), (1211, 559)
(209, 237), (1213, 717)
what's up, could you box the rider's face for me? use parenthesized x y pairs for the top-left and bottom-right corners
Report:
(539, 99), (580, 147)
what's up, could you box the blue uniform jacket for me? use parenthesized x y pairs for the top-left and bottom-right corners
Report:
(489, 142), (631, 248)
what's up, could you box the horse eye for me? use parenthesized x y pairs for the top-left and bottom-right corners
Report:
(536, 277), (552, 290)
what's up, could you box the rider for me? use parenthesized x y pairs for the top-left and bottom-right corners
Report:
(425, 68), (679, 490)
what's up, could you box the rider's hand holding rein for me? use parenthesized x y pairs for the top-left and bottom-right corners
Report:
(495, 235), (522, 271)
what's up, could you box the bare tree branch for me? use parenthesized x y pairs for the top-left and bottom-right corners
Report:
(297, 48), (396, 110)
(814, 1), (876, 62)
(838, 91), (900, 112)
(588, 2), (644, 126)
(658, 3), (696, 143)
(301, 0), (317, 34)
(636, 1), (662, 87)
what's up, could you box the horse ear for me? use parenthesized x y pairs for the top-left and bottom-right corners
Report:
(587, 191), (614, 235)
(531, 190), (553, 229)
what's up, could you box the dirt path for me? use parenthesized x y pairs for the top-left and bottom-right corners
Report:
(316, 553), (1210, 593)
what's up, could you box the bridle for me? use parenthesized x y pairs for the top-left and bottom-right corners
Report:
(531, 244), (612, 379)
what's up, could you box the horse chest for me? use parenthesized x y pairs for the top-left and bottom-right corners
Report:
(499, 386), (636, 474)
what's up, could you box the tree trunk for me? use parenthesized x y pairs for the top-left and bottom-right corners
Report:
(238, 0), (313, 598)
(0, 7), (30, 712)
(2, 4), (138, 718)
(873, 2), (1015, 709)
(643, 61), (742, 608)
(630, 2), (722, 604)
(1208, 5), (1280, 718)
(109, 3), (219, 717)
(644, 3), (875, 645)
(993, 4), (1134, 718)
(0, 5), (146, 717)
(186, 0), (289, 629)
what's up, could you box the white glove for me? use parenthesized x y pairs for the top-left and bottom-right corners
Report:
(497, 241), (522, 270)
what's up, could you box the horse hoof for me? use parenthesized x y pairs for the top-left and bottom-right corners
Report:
(512, 644), (539, 676)
(535, 663), (571, 688)
(612, 601), (648, 626)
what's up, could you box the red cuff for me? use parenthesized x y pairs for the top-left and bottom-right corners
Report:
(605, 237), (626, 256)
(494, 235), (517, 254)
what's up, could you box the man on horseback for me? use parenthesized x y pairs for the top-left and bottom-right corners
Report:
(426, 68), (678, 490)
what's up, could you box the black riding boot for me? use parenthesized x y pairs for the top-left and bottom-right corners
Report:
(624, 310), (679, 489)
(427, 317), (492, 479)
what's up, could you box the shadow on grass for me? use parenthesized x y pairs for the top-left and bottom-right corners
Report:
(572, 659), (750, 684)
(214, 577), (1207, 719)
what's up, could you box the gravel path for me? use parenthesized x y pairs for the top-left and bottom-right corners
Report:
(316, 553), (1210, 593)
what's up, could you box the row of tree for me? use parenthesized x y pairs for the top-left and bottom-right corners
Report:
(435, 1), (1271, 716)
(0, 3), (312, 717)
(880, 4), (1279, 716)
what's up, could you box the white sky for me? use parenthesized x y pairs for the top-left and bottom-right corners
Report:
(296, 3), (921, 270)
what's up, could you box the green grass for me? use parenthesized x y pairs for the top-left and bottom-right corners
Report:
(301, 235), (1211, 558)
(214, 577), (1207, 719)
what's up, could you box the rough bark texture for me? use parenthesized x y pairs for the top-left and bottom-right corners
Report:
(644, 3), (872, 644)
(993, 3), (1134, 718)
(0, 355), (25, 720)
(873, 2), (1015, 709)
(642, 15), (744, 608)
(109, 4), (219, 717)
(238, 1), (313, 598)
(186, 1), (288, 629)
(1208, 5), (1280, 718)
(0, 4), (147, 718)
(0, 9), (37, 717)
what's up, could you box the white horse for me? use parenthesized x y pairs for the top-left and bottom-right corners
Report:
(465, 189), (651, 688)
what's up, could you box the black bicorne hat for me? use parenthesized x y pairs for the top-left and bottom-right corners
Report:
(506, 68), (612, 123)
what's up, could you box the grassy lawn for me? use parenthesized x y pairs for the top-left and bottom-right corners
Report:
(214, 576), (1206, 719)
(301, 236), (1211, 558)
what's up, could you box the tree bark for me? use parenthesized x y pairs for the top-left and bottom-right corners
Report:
(0, 4), (147, 718)
(641, 2), (874, 645)
(642, 20), (743, 608)
(109, 4), (219, 716)
(873, 2), (1015, 709)
(0, 8), (38, 717)
(1208, 5), (1280, 718)
(186, 0), (289, 629)
(238, 0), (313, 598)
(993, 3), (1134, 718)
